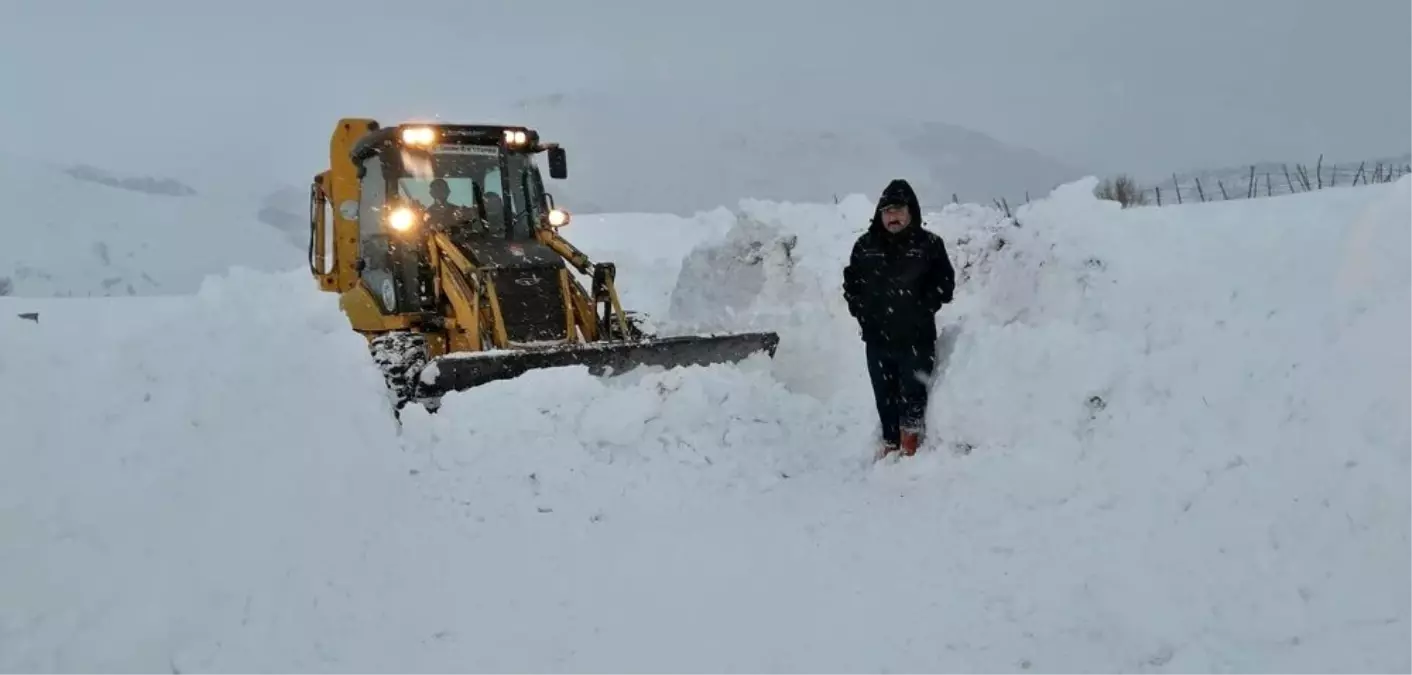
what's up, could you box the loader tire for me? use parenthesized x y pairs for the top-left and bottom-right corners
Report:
(370, 331), (428, 410)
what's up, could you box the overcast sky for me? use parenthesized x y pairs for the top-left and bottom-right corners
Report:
(2, 0), (1407, 193)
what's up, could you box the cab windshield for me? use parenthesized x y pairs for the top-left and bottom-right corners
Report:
(394, 145), (544, 239)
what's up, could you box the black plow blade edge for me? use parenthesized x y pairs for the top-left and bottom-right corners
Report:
(417, 331), (781, 397)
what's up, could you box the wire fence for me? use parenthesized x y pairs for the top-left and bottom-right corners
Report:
(1139, 156), (1411, 207)
(958, 153), (1411, 218)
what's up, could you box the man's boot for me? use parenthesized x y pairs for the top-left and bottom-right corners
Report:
(900, 428), (922, 456)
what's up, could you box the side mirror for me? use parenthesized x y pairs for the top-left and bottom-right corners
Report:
(548, 147), (568, 179)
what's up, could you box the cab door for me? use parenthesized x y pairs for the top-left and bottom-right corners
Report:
(356, 156), (401, 313)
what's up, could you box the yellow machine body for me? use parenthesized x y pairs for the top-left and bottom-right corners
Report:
(307, 118), (779, 407)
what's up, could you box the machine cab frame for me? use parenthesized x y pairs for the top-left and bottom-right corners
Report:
(310, 121), (569, 317)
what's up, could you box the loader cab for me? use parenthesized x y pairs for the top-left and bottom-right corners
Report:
(386, 145), (547, 241)
(345, 124), (568, 315)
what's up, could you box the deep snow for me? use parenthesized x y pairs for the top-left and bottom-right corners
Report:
(1, 177), (1407, 672)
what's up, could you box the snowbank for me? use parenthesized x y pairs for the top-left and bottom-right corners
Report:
(2, 177), (1406, 671)
(553, 208), (738, 321)
(0, 269), (447, 670)
(0, 154), (299, 297)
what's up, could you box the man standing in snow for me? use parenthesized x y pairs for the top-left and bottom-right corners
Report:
(842, 179), (956, 460)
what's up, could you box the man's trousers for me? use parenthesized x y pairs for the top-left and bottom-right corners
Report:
(865, 340), (936, 445)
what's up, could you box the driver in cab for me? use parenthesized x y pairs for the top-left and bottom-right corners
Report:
(423, 178), (471, 230)
(421, 178), (505, 238)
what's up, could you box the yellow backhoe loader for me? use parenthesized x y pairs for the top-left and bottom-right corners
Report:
(308, 118), (779, 409)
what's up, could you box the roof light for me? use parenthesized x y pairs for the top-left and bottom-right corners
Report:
(401, 126), (436, 145)
(504, 129), (528, 146)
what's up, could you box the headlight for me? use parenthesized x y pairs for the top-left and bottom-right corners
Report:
(504, 129), (528, 146)
(401, 126), (436, 145)
(547, 208), (570, 227)
(387, 206), (419, 232)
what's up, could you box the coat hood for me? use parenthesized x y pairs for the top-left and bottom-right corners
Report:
(869, 178), (924, 236)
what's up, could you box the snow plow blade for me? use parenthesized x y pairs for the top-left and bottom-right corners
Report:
(417, 330), (780, 398)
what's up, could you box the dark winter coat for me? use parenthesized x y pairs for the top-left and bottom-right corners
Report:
(842, 179), (956, 347)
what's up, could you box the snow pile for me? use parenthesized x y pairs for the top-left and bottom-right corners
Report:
(0, 153), (298, 297)
(392, 177), (1408, 670)
(553, 209), (738, 323)
(399, 354), (854, 510)
(922, 178), (1410, 670)
(655, 194), (1018, 401)
(0, 269), (457, 670)
(1, 175), (1407, 671)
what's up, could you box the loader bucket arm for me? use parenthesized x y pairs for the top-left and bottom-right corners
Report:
(412, 226), (782, 400)
(427, 230), (507, 350)
(535, 226), (634, 339)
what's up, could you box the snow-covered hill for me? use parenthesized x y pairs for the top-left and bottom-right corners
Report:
(504, 87), (1087, 214)
(0, 152), (299, 297)
(1, 175), (1406, 671)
